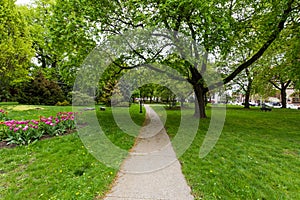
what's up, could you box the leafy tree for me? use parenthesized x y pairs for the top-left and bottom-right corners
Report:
(218, 46), (260, 108)
(0, 0), (34, 101)
(253, 20), (300, 108)
(25, 0), (59, 74)
(52, 0), (297, 118)
(48, 0), (97, 86)
(254, 53), (293, 108)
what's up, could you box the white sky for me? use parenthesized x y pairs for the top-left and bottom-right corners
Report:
(15, 0), (32, 5)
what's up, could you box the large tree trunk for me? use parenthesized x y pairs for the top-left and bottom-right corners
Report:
(193, 84), (207, 118)
(281, 89), (287, 108)
(244, 89), (251, 109)
(280, 80), (291, 108)
(270, 80), (291, 109)
(244, 67), (253, 109)
(244, 82), (253, 109)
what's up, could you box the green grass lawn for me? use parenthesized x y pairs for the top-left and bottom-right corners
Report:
(1, 104), (299, 199)
(155, 105), (300, 199)
(0, 104), (145, 200)
(0, 105), (73, 120)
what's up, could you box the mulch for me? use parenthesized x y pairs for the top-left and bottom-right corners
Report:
(0, 141), (17, 149)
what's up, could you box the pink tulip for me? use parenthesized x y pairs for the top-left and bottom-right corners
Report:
(23, 126), (29, 131)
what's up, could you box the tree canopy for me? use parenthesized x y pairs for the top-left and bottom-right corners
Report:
(53, 0), (298, 117)
(0, 0), (34, 101)
(0, 0), (299, 115)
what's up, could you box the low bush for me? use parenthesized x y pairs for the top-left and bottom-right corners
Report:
(17, 72), (65, 105)
(56, 100), (71, 106)
(71, 91), (95, 106)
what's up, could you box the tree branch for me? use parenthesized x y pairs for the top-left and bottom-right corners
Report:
(269, 80), (281, 90)
(210, 0), (295, 89)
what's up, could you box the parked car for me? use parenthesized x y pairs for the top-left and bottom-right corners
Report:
(264, 102), (274, 107)
(249, 102), (259, 106)
(241, 102), (258, 106)
(287, 104), (299, 109)
(264, 102), (282, 108)
(272, 102), (282, 108)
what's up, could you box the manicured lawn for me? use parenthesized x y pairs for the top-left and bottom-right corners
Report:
(156, 105), (300, 199)
(0, 104), (145, 200)
(1, 104), (299, 199)
(0, 105), (73, 120)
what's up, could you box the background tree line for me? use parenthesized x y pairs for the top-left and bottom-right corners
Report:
(0, 0), (299, 117)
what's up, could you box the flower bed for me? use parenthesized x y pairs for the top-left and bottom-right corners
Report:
(0, 111), (77, 146)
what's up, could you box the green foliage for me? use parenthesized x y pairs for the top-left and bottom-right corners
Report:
(1, 0), (298, 117)
(17, 72), (65, 105)
(0, 0), (34, 101)
(55, 100), (70, 106)
(3, 124), (43, 145)
(0, 102), (19, 105)
(71, 91), (95, 106)
(46, 0), (96, 86)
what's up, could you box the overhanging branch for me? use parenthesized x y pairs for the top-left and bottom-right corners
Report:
(210, 0), (295, 89)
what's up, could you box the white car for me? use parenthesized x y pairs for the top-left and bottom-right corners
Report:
(287, 104), (299, 109)
(265, 102), (282, 108)
(264, 102), (274, 107)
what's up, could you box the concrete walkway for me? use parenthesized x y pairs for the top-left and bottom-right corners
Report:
(104, 105), (194, 200)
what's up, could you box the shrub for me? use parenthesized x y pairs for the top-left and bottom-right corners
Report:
(17, 72), (65, 105)
(56, 100), (70, 106)
(71, 91), (95, 106)
(112, 101), (131, 107)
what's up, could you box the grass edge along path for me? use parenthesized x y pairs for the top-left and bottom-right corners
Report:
(157, 106), (300, 200)
(0, 105), (145, 200)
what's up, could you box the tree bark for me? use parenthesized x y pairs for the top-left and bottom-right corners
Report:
(244, 88), (251, 109)
(281, 88), (287, 108)
(280, 80), (291, 108)
(193, 84), (207, 118)
(244, 68), (253, 109)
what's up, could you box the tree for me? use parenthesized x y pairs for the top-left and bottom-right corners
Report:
(253, 20), (300, 108)
(254, 54), (293, 108)
(48, 0), (97, 86)
(24, 0), (59, 74)
(0, 0), (34, 101)
(52, 0), (298, 118)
